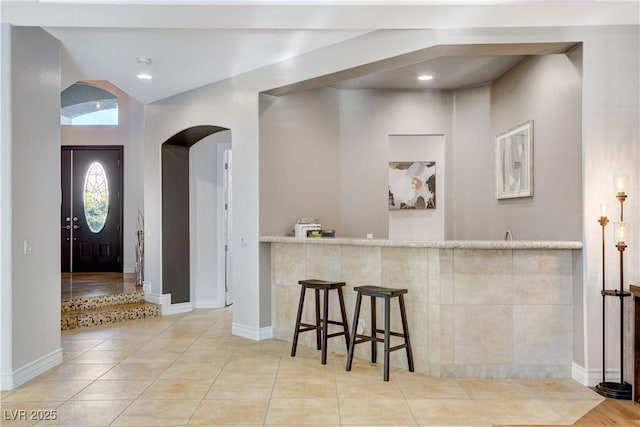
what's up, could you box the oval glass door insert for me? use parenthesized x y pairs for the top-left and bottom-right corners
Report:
(83, 161), (110, 233)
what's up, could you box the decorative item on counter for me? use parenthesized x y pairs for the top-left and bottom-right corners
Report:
(294, 218), (321, 238)
(321, 229), (335, 238)
(596, 174), (632, 400)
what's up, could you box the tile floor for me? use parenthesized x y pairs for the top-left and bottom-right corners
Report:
(1, 307), (604, 426)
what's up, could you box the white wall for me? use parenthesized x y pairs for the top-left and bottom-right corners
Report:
(2, 26), (62, 389)
(388, 134), (445, 240)
(61, 82), (145, 272)
(0, 23), (14, 389)
(190, 130), (230, 309)
(144, 82), (262, 338)
(580, 27), (639, 384)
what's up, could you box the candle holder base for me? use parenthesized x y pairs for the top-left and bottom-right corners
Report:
(595, 381), (632, 400)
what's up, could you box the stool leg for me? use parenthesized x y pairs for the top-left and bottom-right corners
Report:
(337, 287), (351, 350)
(291, 285), (307, 357)
(383, 296), (391, 381)
(321, 288), (330, 365)
(398, 294), (414, 372)
(314, 288), (321, 351)
(370, 296), (377, 363)
(346, 291), (362, 371)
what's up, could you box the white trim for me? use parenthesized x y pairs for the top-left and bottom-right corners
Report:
(2, 348), (63, 390)
(143, 281), (173, 314)
(195, 299), (224, 309)
(145, 286), (194, 315)
(232, 322), (273, 341)
(164, 302), (193, 316)
(123, 266), (136, 274)
(217, 142), (232, 307)
(572, 362), (621, 387)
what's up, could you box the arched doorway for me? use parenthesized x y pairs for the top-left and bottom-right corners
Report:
(161, 125), (230, 305)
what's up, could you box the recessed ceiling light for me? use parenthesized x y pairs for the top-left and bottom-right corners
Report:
(418, 75), (433, 81)
(136, 56), (153, 80)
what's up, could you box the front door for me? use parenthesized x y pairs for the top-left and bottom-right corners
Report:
(61, 146), (123, 272)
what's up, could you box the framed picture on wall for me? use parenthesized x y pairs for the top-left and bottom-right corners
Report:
(388, 161), (436, 209)
(496, 121), (533, 199)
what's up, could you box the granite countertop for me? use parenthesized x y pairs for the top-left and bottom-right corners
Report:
(259, 236), (583, 250)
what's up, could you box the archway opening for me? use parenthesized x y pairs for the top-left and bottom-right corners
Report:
(161, 125), (230, 304)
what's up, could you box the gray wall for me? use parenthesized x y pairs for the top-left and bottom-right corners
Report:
(259, 53), (581, 241)
(490, 54), (582, 241)
(259, 89), (342, 236)
(10, 26), (62, 379)
(450, 85), (493, 239)
(339, 90), (453, 238)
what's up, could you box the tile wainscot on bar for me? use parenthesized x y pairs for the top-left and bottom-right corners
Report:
(260, 236), (583, 379)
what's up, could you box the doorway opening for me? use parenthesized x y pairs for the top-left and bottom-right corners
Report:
(61, 146), (125, 300)
(162, 125), (232, 308)
(61, 146), (123, 273)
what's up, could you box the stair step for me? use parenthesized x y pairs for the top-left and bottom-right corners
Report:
(61, 301), (160, 330)
(61, 290), (145, 312)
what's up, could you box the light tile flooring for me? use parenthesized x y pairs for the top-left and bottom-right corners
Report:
(1, 307), (605, 426)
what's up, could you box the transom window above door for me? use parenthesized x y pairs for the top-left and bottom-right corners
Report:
(61, 82), (118, 126)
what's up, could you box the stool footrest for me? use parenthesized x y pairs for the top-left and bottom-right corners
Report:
(298, 323), (321, 331)
(389, 343), (408, 352)
(326, 331), (347, 339)
(374, 329), (405, 338)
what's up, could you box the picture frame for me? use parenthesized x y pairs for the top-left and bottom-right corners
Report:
(496, 120), (533, 199)
(388, 161), (436, 210)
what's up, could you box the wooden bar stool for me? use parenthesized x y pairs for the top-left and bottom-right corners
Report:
(345, 285), (414, 381)
(291, 279), (351, 364)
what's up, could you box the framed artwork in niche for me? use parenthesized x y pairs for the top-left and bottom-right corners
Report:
(388, 161), (436, 210)
(496, 120), (533, 199)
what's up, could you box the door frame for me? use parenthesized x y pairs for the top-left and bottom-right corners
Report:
(216, 142), (232, 306)
(61, 145), (124, 273)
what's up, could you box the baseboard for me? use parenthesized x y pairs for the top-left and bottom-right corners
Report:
(194, 299), (225, 309)
(123, 266), (136, 274)
(572, 362), (621, 386)
(232, 322), (273, 341)
(164, 302), (193, 316)
(1, 348), (63, 390)
(143, 284), (171, 315)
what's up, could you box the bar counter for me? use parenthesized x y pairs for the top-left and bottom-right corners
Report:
(261, 236), (583, 379)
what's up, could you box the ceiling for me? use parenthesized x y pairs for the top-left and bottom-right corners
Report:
(3, 1), (637, 104)
(45, 27), (372, 104)
(331, 55), (526, 91)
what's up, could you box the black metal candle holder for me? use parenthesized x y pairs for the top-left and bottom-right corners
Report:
(595, 191), (632, 400)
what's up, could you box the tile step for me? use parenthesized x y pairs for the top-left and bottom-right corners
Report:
(61, 301), (160, 330)
(61, 290), (145, 312)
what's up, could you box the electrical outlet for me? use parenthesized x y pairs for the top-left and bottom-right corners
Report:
(23, 240), (33, 255)
(357, 318), (365, 334)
